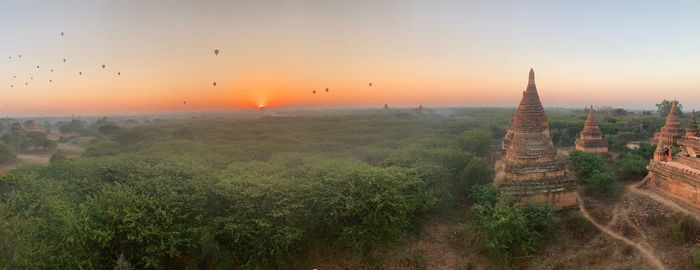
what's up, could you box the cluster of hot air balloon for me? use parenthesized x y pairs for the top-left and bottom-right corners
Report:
(311, 82), (372, 95)
(3, 30), (382, 110)
(5, 31), (125, 91)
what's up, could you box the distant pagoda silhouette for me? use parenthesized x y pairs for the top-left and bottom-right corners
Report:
(497, 69), (577, 208)
(574, 106), (608, 153)
(383, 103), (389, 110)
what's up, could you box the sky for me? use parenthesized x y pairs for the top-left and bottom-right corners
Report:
(1, 0), (700, 116)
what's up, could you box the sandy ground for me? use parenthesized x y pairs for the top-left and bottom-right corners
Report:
(0, 135), (90, 173)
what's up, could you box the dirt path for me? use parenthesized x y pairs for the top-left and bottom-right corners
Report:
(577, 193), (667, 270)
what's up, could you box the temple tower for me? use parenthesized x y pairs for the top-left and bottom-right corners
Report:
(574, 106), (609, 153)
(641, 103), (700, 210)
(653, 100), (683, 161)
(495, 69), (577, 208)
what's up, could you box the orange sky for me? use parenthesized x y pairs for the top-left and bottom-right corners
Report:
(2, 1), (700, 116)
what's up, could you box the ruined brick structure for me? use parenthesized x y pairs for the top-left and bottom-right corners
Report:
(574, 106), (609, 153)
(641, 103), (700, 210)
(496, 69), (577, 208)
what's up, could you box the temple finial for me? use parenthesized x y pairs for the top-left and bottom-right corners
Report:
(669, 100), (678, 116)
(528, 68), (535, 88)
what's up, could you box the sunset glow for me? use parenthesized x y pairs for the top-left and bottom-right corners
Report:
(2, 1), (700, 116)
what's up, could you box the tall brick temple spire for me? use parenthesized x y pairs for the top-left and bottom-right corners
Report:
(496, 69), (577, 208)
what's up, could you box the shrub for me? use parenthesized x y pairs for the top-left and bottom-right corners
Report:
(693, 249), (700, 269)
(469, 184), (498, 206)
(615, 154), (648, 181)
(583, 171), (620, 197)
(457, 156), (494, 195)
(568, 151), (605, 180)
(470, 200), (557, 262)
(668, 214), (700, 243)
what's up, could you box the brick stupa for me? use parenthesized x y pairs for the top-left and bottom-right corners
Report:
(641, 102), (700, 210)
(653, 100), (683, 147)
(496, 69), (577, 208)
(574, 106), (608, 153)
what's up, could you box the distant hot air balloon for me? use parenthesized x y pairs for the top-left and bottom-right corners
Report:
(18, 54), (21, 58)
(325, 88), (329, 92)
(213, 82), (217, 87)
(36, 65), (40, 69)
(214, 49), (219, 55)
(369, 82), (372, 87)
(8, 56), (10, 59)
(30, 77), (33, 80)
(62, 59), (66, 62)
(312, 90), (316, 94)
(60, 32), (64, 36)
(12, 75), (15, 79)
(117, 72), (121, 75)
(25, 82), (28, 85)
(101, 64), (106, 69)
(10, 85), (13, 88)
(183, 101), (187, 105)
(50, 69), (54, 72)
(49, 79), (52, 83)
(79, 72), (82, 75)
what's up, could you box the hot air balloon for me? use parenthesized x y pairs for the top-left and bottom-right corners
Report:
(62, 59), (66, 62)
(325, 88), (329, 92)
(117, 72), (121, 75)
(25, 82), (28, 85)
(312, 90), (316, 94)
(30, 77), (33, 80)
(369, 82), (372, 87)
(50, 69), (54, 72)
(10, 85), (13, 88)
(49, 79), (52, 83)
(8, 56), (10, 59)
(213, 82), (217, 87)
(60, 32), (64, 36)
(13, 75), (15, 79)
(79, 72), (82, 75)
(214, 49), (219, 55)
(18, 54), (21, 58)
(183, 101), (187, 105)
(101, 64), (106, 69)
(36, 65), (40, 69)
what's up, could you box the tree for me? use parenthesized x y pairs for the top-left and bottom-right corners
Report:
(58, 119), (85, 133)
(457, 156), (494, 195)
(615, 154), (648, 181)
(568, 151), (606, 180)
(98, 124), (121, 136)
(457, 129), (495, 157)
(584, 171), (619, 197)
(22, 131), (54, 151)
(656, 99), (684, 117)
(10, 122), (22, 133)
(0, 143), (16, 163)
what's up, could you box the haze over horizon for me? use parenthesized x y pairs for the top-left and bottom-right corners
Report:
(2, 0), (700, 116)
